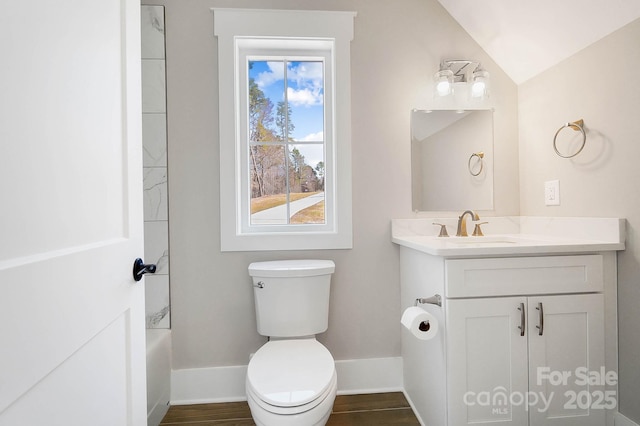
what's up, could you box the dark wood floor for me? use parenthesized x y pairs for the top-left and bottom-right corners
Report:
(160, 392), (420, 425)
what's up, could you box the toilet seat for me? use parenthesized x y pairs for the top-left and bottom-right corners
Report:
(246, 371), (337, 417)
(246, 339), (336, 414)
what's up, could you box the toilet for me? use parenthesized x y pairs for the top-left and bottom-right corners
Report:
(246, 259), (337, 426)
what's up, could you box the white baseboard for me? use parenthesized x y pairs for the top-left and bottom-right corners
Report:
(147, 397), (170, 426)
(171, 364), (248, 405)
(616, 412), (640, 426)
(334, 357), (403, 395)
(170, 356), (403, 405)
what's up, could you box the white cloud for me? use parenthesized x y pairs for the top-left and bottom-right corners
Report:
(287, 62), (323, 107)
(288, 62), (323, 86)
(299, 131), (324, 142)
(254, 61), (284, 89)
(287, 87), (323, 107)
(253, 61), (324, 107)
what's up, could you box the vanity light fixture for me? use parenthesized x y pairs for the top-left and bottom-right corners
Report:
(434, 60), (490, 100)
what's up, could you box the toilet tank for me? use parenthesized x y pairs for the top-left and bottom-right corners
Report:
(248, 259), (335, 338)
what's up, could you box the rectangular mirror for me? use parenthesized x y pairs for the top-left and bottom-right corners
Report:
(411, 109), (494, 211)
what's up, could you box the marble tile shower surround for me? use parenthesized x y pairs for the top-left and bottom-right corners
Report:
(144, 167), (168, 222)
(142, 5), (170, 329)
(142, 5), (166, 60)
(143, 114), (168, 167)
(142, 60), (167, 113)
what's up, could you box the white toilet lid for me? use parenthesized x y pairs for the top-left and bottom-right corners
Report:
(247, 339), (335, 408)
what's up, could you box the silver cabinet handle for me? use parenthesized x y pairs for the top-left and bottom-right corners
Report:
(536, 302), (544, 336)
(517, 303), (525, 337)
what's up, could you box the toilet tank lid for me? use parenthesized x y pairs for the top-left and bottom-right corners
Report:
(248, 259), (335, 278)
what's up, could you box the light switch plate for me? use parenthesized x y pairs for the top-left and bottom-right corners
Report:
(545, 180), (560, 206)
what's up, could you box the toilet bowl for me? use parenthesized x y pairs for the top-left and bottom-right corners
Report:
(246, 338), (337, 426)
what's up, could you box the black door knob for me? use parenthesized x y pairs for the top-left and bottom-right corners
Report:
(132, 258), (157, 281)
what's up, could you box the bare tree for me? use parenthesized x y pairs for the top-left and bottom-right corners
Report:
(249, 76), (283, 197)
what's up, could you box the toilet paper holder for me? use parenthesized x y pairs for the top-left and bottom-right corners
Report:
(415, 294), (442, 307)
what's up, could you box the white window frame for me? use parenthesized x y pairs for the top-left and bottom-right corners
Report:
(213, 8), (355, 251)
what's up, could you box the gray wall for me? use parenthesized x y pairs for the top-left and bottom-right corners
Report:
(518, 18), (640, 423)
(146, 0), (519, 370)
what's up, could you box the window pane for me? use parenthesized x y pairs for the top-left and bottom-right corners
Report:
(287, 61), (325, 224)
(248, 60), (284, 143)
(250, 144), (287, 225)
(287, 61), (324, 143)
(289, 144), (325, 224)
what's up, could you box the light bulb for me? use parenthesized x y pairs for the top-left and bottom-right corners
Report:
(434, 70), (453, 97)
(436, 80), (451, 96)
(471, 70), (489, 98)
(471, 80), (486, 97)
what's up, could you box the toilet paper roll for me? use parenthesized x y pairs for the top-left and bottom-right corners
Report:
(401, 306), (439, 341)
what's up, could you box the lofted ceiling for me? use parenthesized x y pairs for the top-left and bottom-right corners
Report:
(437, 0), (640, 84)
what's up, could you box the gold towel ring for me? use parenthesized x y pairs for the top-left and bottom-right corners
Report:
(553, 119), (586, 158)
(468, 152), (484, 176)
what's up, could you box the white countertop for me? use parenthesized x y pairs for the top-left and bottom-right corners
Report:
(392, 217), (625, 257)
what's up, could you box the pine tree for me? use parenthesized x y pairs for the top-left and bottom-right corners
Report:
(276, 101), (295, 142)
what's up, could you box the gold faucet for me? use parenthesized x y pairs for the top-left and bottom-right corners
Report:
(456, 210), (479, 237)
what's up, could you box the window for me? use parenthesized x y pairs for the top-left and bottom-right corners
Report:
(247, 58), (326, 226)
(214, 9), (355, 251)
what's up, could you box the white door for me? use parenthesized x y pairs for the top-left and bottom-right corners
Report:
(528, 294), (606, 426)
(0, 1), (146, 425)
(446, 297), (529, 426)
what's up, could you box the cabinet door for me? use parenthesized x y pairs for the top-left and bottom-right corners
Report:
(446, 297), (529, 425)
(528, 294), (606, 426)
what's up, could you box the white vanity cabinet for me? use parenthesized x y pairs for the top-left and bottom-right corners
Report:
(398, 246), (618, 426)
(447, 294), (605, 426)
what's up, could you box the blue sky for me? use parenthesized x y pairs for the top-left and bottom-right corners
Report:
(249, 60), (325, 169)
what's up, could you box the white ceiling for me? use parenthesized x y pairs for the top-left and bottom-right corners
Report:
(437, 0), (640, 84)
